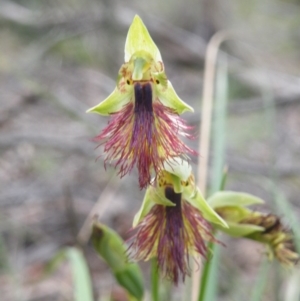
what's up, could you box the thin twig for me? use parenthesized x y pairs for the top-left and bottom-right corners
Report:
(76, 174), (120, 245)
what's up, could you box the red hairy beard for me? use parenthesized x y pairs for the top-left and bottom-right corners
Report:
(94, 82), (196, 189)
(128, 187), (216, 284)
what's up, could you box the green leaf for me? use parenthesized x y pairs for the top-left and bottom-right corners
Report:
(208, 191), (264, 209)
(65, 248), (94, 301)
(47, 248), (94, 301)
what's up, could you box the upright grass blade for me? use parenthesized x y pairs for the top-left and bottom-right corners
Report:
(250, 71), (276, 301)
(270, 184), (300, 251)
(66, 247), (94, 301)
(249, 259), (270, 301)
(198, 54), (228, 301)
(270, 186), (300, 301)
(48, 247), (94, 301)
(260, 79), (300, 300)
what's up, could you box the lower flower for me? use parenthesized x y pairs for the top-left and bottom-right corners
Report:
(127, 160), (227, 284)
(129, 187), (214, 284)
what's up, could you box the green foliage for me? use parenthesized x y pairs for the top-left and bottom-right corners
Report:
(92, 222), (145, 301)
(48, 247), (93, 301)
(198, 54), (229, 301)
(66, 248), (94, 301)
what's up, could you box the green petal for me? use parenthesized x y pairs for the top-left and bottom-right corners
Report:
(156, 80), (194, 114)
(133, 187), (175, 227)
(163, 157), (192, 182)
(154, 188), (177, 207)
(208, 191), (264, 209)
(133, 188), (155, 227)
(86, 86), (132, 116)
(125, 15), (162, 63)
(187, 188), (228, 228)
(214, 221), (264, 237)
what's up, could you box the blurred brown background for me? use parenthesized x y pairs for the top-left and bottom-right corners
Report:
(1, 0), (300, 300)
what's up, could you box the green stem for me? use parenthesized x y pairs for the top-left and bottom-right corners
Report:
(151, 258), (159, 301)
(198, 241), (216, 301)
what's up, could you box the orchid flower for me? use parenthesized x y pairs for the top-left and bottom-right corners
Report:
(128, 158), (227, 283)
(87, 16), (196, 189)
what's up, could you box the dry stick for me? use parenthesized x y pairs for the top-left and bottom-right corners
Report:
(192, 30), (230, 301)
(77, 174), (120, 245)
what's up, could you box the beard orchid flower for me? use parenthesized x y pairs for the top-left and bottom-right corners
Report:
(128, 158), (228, 284)
(87, 16), (196, 189)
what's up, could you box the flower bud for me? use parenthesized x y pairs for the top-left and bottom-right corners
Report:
(92, 222), (144, 299)
(208, 191), (299, 267)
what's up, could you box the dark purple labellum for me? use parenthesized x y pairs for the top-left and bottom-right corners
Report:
(164, 187), (183, 232)
(165, 187), (182, 207)
(134, 82), (153, 113)
(131, 82), (154, 151)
